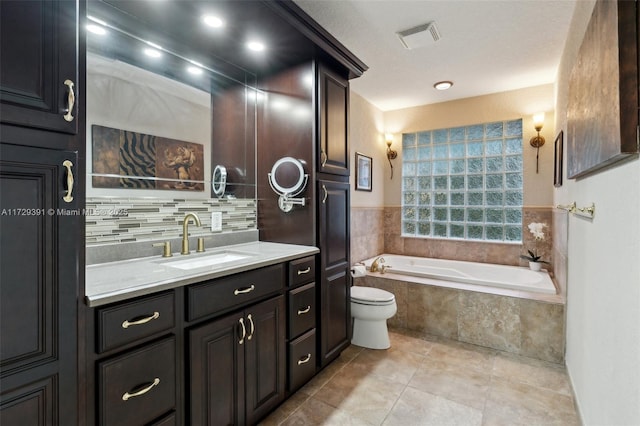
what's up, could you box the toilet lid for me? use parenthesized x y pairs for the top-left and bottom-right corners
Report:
(351, 286), (395, 304)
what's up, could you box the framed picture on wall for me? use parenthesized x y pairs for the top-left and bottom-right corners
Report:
(554, 130), (564, 187)
(355, 152), (372, 191)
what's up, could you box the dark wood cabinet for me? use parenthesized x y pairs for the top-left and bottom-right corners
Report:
(0, 0), (78, 135)
(317, 179), (351, 367)
(0, 144), (79, 425)
(188, 295), (285, 426)
(317, 63), (349, 177)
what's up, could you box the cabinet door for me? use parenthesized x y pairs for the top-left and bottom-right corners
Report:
(0, 143), (79, 425)
(317, 180), (351, 367)
(189, 313), (245, 426)
(0, 0), (78, 134)
(245, 296), (286, 425)
(317, 63), (349, 176)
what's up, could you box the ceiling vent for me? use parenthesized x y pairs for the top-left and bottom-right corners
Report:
(396, 21), (441, 50)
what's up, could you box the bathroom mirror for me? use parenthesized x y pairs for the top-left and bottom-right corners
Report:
(86, 0), (257, 200)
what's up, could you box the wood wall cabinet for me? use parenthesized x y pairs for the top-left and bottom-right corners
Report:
(0, 1), (82, 425)
(317, 63), (350, 177)
(0, 0), (78, 136)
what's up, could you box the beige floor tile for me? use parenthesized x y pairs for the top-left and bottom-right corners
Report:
(383, 387), (483, 426)
(388, 329), (433, 356)
(483, 377), (579, 426)
(425, 340), (496, 373)
(409, 361), (492, 410)
(350, 347), (425, 385)
(280, 396), (374, 426)
(492, 352), (572, 396)
(259, 391), (310, 425)
(313, 366), (405, 425)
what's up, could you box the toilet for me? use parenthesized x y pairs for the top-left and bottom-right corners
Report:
(350, 286), (397, 350)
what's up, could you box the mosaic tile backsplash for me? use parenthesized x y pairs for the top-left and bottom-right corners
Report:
(86, 197), (256, 245)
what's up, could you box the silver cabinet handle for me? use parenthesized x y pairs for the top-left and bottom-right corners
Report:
(239, 318), (246, 345)
(247, 314), (254, 341)
(297, 267), (311, 275)
(322, 184), (328, 204)
(62, 160), (74, 203)
(234, 284), (255, 296)
(297, 354), (312, 365)
(121, 311), (159, 329)
(63, 79), (75, 122)
(320, 150), (327, 167)
(297, 306), (311, 315)
(122, 378), (160, 401)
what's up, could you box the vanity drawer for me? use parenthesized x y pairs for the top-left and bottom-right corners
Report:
(288, 282), (316, 338)
(187, 263), (284, 322)
(288, 256), (316, 287)
(98, 337), (176, 426)
(288, 329), (317, 392)
(97, 292), (175, 353)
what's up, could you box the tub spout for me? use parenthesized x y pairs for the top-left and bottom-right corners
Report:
(370, 256), (385, 273)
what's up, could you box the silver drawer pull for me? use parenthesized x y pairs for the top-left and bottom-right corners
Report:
(239, 318), (246, 345)
(63, 79), (75, 122)
(122, 378), (160, 401)
(297, 306), (311, 315)
(297, 354), (312, 365)
(247, 314), (254, 341)
(121, 311), (160, 329)
(297, 267), (311, 275)
(234, 284), (255, 296)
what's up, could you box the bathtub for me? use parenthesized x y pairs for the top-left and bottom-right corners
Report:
(362, 254), (556, 295)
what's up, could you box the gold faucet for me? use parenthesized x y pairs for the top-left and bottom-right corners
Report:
(369, 256), (385, 273)
(181, 212), (201, 255)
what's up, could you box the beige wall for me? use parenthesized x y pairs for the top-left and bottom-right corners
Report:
(349, 92), (386, 207)
(555, 1), (640, 424)
(383, 85), (556, 208)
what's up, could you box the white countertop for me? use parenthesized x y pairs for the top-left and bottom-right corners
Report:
(85, 241), (319, 307)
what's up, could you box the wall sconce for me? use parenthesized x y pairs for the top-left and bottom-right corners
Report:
(385, 133), (397, 179)
(529, 112), (546, 173)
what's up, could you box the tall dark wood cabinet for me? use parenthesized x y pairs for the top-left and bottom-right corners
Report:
(0, 1), (82, 424)
(315, 63), (351, 367)
(317, 179), (351, 366)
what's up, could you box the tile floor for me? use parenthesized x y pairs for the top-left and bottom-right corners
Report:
(260, 328), (580, 426)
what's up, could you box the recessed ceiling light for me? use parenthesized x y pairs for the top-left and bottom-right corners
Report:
(144, 48), (162, 58)
(187, 66), (203, 75)
(86, 24), (107, 35)
(202, 14), (224, 28)
(246, 40), (266, 52)
(434, 81), (453, 90)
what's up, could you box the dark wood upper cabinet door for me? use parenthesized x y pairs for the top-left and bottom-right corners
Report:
(0, 0), (78, 134)
(0, 143), (79, 425)
(188, 312), (245, 426)
(244, 296), (286, 425)
(317, 63), (349, 176)
(317, 179), (351, 367)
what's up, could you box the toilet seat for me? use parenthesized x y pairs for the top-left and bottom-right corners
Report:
(351, 286), (395, 306)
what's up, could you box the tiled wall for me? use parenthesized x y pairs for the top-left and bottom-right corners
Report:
(552, 209), (569, 296)
(86, 197), (256, 245)
(379, 206), (554, 271)
(350, 207), (385, 263)
(358, 275), (565, 364)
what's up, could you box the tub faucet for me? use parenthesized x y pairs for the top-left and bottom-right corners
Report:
(181, 212), (201, 255)
(370, 256), (385, 273)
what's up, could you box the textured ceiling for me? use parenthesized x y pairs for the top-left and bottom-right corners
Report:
(294, 0), (577, 111)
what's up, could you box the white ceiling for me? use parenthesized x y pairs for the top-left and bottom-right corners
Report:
(293, 0), (578, 111)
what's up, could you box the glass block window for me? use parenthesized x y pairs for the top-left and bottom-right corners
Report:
(401, 119), (523, 242)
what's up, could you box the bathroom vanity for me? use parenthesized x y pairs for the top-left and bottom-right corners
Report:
(84, 242), (318, 425)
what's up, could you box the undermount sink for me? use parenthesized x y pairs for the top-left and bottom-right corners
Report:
(160, 251), (253, 270)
